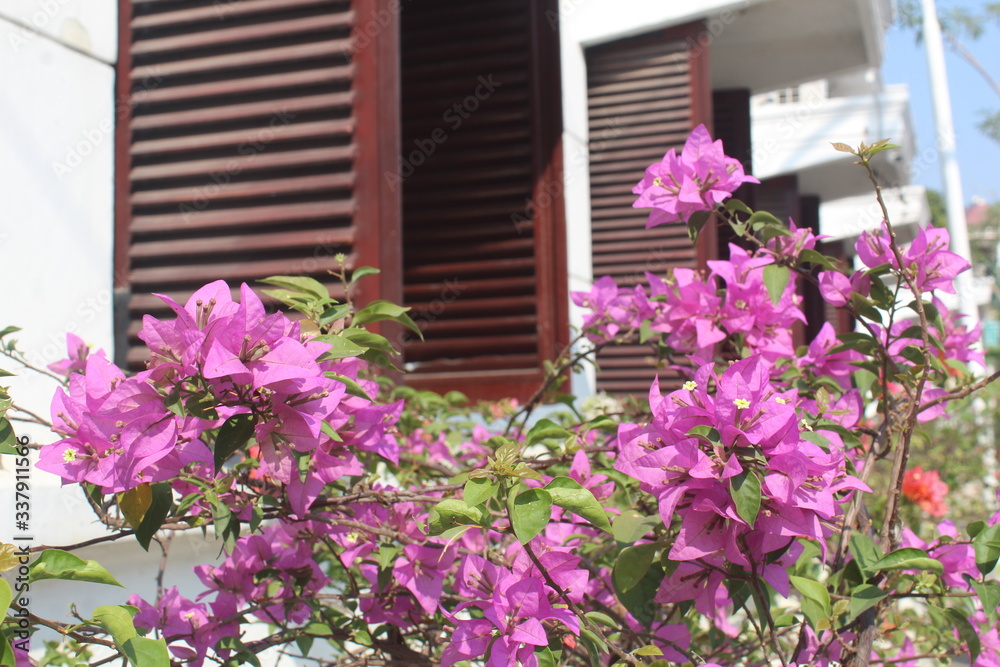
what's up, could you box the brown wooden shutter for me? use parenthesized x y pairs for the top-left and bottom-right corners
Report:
(711, 89), (754, 260)
(398, 0), (567, 402)
(115, 0), (400, 368)
(585, 24), (712, 396)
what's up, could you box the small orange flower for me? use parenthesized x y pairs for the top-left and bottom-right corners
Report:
(902, 466), (948, 517)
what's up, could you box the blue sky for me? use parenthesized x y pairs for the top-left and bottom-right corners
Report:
(881, 1), (1000, 204)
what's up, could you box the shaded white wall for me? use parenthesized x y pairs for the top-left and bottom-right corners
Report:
(0, 0), (116, 434)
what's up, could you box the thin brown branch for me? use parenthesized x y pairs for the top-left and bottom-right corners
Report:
(919, 367), (1000, 412)
(521, 540), (638, 666)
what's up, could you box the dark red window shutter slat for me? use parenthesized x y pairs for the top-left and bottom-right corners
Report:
(585, 23), (712, 397)
(114, 0), (400, 369)
(399, 0), (567, 402)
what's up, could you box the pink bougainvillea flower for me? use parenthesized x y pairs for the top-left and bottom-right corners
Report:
(932, 296), (985, 369)
(632, 124), (758, 227)
(902, 466), (949, 516)
(767, 217), (826, 258)
(393, 543), (456, 615)
(855, 221), (896, 269)
(856, 222), (970, 295)
(905, 225), (970, 294)
(47, 332), (103, 376)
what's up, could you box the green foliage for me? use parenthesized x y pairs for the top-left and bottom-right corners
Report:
(28, 550), (123, 587)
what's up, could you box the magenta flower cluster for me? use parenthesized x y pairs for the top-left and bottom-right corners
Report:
(632, 123), (758, 227)
(31, 123), (996, 667)
(616, 356), (868, 624)
(572, 243), (804, 364)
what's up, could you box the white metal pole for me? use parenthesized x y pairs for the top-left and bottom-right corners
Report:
(920, 0), (982, 339)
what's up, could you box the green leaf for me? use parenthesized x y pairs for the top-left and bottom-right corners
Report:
(579, 628), (607, 667)
(944, 607), (981, 663)
(509, 488), (553, 544)
(725, 198), (753, 215)
(320, 420), (342, 442)
(798, 249), (838, 270)
(848, 533), (884, 582)
(93, 605), (139, 647)
(974, 524), (1000, 575)
(259, 275), (330, 301)
(214, 413), (256, 472)
(687, 424), (721, 446)
(463, 477), (498, 507)
(613, 542), (657, 593)
(851, 292), (883, 324)
(966, 576), (1000, 622)
(639, 319), (654, 344)
(134, 483), (173, 551)
(730, 470), (762, 529)
(319, 303), (351, 326)
(867, 142), (901, 156)
(339, 329), (397, 353)
(118, 484), (153, 530)
(854, 368), (878, 399)
(871, 547), (943, 574)
(790, 575), (831, 630)
(312, 334), (367, 361)
(215, 637), (262, 667)
(968, 520), (986, 539)
(0, 419), (17, 456)
(0, 579), (11, 618)
(29, 550), (123, 587)
(612, 510), (660, 544)
(848, 584), (888, 622)
(544, 477), (612, 533)
(614, 562), (663, 628)
(350, 266), (380, 282)
(748, 210), (784, 230)
(338, 329), (401, 369)
(324, 371), (372, 399)
(426, 499), (490, 535)
(525, 419), (574, 448)
(123, 637), (171, 667)
(762, 264), (791, 305)
(585, 416), (620, 434)
(208, 492), (238, 552)
(537, 647), (558, 667)
(686, 210), (711, 244)
(774, 613), (798, 627)
(352, 300), (422, 337)
(584, 611), (618, 628)
(0, 635), (15, 667)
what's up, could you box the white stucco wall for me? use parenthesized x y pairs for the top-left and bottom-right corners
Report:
(0, 3), (150, 657)
(0, 0), (117, 431)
